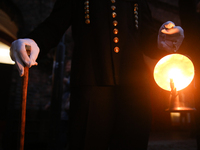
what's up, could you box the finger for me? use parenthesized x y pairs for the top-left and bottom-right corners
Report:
(10, 41), (17, 61)
(28, 39), (39, 67)
(160, 21), (175, 31)
(161, 27), (180, 35)
(15, 54), (25, 76)
(17, 40), (31, 66)
(29, 48), (39, 67)
(164, 22), (175, 29)
(30, 58), (38, 67)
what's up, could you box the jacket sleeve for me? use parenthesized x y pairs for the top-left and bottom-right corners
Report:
(139, 0), (168, 59)
(27, 0), (73, 57)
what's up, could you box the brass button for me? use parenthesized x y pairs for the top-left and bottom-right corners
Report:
(84, 1), (89, 5)
(113, 20), (118, 26)
(135, 15), (138, 20)
(114, 47), (120, 53)
(113, 28), (118, 34)
(111, 0), (116, 3)
(135, 24), (138, 29)
(134, 11), (138, 15)
(134, 3), (138, 7)
(112, 12), (117, 18)
(135, 20), (138, 24)
(85, 9), (89, 14)
(84, 5), (89, 9)
(85, 14), (90, 19)
(113, 37), (119, 43)
(85, 19), (90, 24)
(111, 5), (116, 10)
(134, 7), (138, 11)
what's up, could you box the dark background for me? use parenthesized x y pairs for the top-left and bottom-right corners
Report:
(0, 0), (196, 150)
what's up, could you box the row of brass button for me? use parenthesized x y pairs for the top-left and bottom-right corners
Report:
(84, 0), (90, 24)
(134, 4), (139, 29)
(84, 0), (138, 53)
(111, 0), (119, 53)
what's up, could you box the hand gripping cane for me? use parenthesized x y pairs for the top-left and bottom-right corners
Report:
(20, 45), (31, 150)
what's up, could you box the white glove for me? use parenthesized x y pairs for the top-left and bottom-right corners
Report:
(10, 38), (40, 76)
(158, 21), (184, 53)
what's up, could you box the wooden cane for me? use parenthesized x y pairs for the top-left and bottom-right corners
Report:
(20, 45), (31, 150)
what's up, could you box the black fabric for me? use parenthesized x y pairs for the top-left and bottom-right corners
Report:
(25, 0), (166, 149)
(69, 86), (152, 150)
(27, 0), (167, 87)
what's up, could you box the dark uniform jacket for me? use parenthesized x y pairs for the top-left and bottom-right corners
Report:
(27, 0), (166, 87)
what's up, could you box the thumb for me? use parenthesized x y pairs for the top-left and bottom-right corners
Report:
(25, 39), (40, 67)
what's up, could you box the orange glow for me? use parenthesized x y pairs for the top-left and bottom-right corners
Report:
(153, 54), (194, 91)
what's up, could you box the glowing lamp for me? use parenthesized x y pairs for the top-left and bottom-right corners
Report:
(153, 54), (195, 112)
(0, 41), (14, 65)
